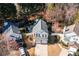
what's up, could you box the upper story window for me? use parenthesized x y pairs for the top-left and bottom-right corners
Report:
(35, 33), (48, 39)
(36, 33), (40, 37)
(42, 34), (44, 37)
(45, 34), (48, 38)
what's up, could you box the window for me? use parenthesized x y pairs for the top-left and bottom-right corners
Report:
(65, 29), (69, 32)
(38, 34), (40, 37)
(36, 34), (38, 37)
(45, 34), (47, 38)
(42, 34), (44, 38)
(34, 33), (36, 37)
(36, 34), (40, 37)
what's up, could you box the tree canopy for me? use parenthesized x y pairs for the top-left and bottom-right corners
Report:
(0, 3), (16, 18)
(0, 3), (79, 26)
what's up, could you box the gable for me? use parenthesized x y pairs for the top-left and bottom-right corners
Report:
(3, 24), (20, 35)
(74, 24), (79, 36)
(12, 25), (20, 34)
(32, 19), (48, 33)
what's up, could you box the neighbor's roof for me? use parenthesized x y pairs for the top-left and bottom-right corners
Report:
(3, 21), (20, 34)
(65, 24), (75, 33)
(74, 24), (79, 36)
(65, 24), (79, 36)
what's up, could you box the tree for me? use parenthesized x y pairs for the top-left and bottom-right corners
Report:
(44, 3), (79, 26)
(15, 3), (45, 16)
(14, 3), (22, 19)
(0, 3), (16, 18)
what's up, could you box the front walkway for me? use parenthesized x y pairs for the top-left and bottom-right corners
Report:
(35, 44), (48, 56)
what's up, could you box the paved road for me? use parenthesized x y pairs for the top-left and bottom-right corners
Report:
(58, 44), (68, 56)
(27, 43), (68, 56)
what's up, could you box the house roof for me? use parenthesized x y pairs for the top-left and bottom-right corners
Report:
(65, 24), (79, 36)
(32, 19), (48, 33)
(74, 24), (79, 36)
(25, 19), (39, 33)
(3, 21), (20, 34)
(74, 42), (79, 48)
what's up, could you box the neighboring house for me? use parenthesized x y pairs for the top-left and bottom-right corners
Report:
(32, 19), (48, 44)
(64, 24), (79, 45)
(2, 22), (26, 56)
(64, 24), (79, 55)
(3, 22), (22, 39)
